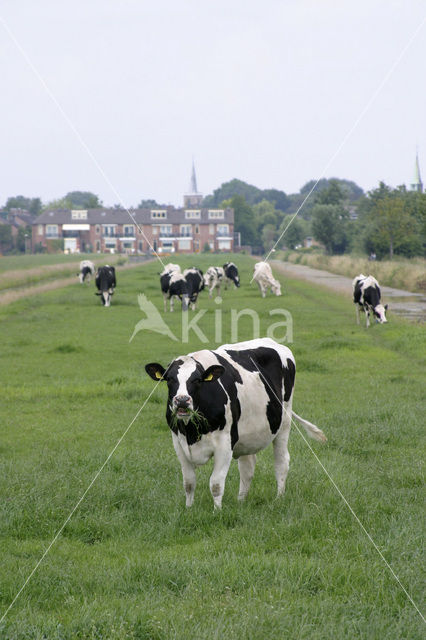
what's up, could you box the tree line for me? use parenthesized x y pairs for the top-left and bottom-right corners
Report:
(1, 182), (425, 259)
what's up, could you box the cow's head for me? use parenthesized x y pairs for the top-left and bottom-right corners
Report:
(78, 272), (84, 284)
(271, 280), (282, 296)
(374, 304), (388, 323)
(145, 357), (224, 424)
(96, 289), (114, 306)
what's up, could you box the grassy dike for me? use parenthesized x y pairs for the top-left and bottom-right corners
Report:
(0, 254), (424, 639)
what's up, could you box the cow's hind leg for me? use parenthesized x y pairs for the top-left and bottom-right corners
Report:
(272, 427), (290, 496)
(237, 454), (256, 501)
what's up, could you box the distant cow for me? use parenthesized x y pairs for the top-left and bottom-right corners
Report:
(253, 261), (282, 297)
(204, 266), (225, 298)
(160, 270), (189, 312)
(95, 265), (116, 307)
(223, 262), (240, 289)
(78, 260), (95, 284)
(353, 274), (388, 327)
(183, 268), (205, 310)
(145, 337), (326, 509)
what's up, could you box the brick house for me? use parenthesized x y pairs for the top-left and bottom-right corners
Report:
(32, 206), (235, 254)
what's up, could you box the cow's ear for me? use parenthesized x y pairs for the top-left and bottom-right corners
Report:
(145, 363), (167, 381)
(203, 365), (225, 382)
(384, 304), (388, 310)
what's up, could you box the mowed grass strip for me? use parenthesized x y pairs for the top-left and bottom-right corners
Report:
(0, 254), (424, 639)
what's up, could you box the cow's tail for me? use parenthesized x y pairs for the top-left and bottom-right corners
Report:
(292, 412), (327, 442)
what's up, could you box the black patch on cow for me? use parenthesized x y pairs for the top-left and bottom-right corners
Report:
(95, 266), (116, 304)
(223, 347), (291, 434)
(223, 262), (240, 286)
(160, 272), (172, 294)
(214, 353), (242, 449)
(363, 284), (381, 309)
(185, 269), (204, 304)
(283, 358), (296, 402)
(81, 266), (91, 281)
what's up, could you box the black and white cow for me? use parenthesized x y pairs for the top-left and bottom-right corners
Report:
(352, 274), (388, 327)
(78, 260), (95, 284)
(95, 265), (116, 306)
(160, 270), (189, 311)
(223, 262), (240, 289)
(145, 337), (326, 509)
(183, 268), (205, 310)
(204, 266), (225, 298)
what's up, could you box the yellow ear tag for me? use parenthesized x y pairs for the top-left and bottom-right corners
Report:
(155, 371), (162, 379)
(204, 373), (213, 381)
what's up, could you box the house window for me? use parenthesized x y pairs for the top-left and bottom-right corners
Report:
(161, 240), (174, 250)
(160, 224), (172, 236)
(209, 224), (214, 235)
(38, 225), (43, 235)
(105, 238), (117, 248)
(96, 225), (100, 234)
(153, 226), (158, 235)
(151, 210), (167, 219)
(138, 241), (143, 252)
(218, 239), (231, 251)
(195, 225), (199, 234)
(185, 210), (200, 219)
(217, 224), (229, 236)
(178, 238), (191, 250)
(46, 224), (59, 238)
(124, 225), (135, 237)
(71, 210), (88, 220)
(96, 240), (101, 252)
(208, 209), (224, 219)
(180, 224), (192, 237)
(102, 225), (116, 237)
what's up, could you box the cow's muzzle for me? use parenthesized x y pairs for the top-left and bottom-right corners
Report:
(173, 395), (193, 417)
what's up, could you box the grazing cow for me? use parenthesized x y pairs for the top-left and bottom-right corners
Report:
(145, 337), (326, 509)
(353, 274), (388, 327)
(95, 265), (116, 307)
(253, 261), (282, 297)
(204, 266), (225, 298)
(223, 262), (240, 289)
(160, 270), (189, 311)
(183, 268), (205, 310)
(78, 260), (95, 284)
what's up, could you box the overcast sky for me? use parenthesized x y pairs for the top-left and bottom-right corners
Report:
(0, 1), (425, 208)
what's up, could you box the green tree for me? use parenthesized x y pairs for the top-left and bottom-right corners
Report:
(138, 199), (161, 208)
(4, 196), (42, 216)
(65, 191), (102, 209)
(261, 224), (277, 252)
(253, 199), (279, 234)
(222, 195), (256, 245)
(278, 215), (309, 249)
(311, 204), (349, 254)
(43, 197), (73, 211)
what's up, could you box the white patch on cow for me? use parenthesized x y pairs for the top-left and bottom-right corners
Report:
(102, 291), (111, 307)
(173, 357), (197, 409)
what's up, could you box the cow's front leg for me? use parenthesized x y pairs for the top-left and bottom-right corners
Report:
(163, 293), (168, 312)
(172, 435), (196, 507)
(237, 454), (256, 501)
(209, 447), (233, 509)
(355, 303), (360, 325)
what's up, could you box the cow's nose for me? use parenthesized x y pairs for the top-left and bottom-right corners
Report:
(174, 395), (191, 407)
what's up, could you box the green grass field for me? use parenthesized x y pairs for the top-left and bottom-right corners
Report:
(0, 254), (424, 639)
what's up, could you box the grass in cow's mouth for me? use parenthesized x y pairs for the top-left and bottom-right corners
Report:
(169, 407), (209, 432)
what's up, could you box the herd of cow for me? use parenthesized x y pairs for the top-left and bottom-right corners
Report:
(77, 257), (388, 508)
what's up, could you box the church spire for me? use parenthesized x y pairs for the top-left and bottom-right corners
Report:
(183, 159), (203, 208)
(190, 159), (198, 194)
(410, 149), (423, 192)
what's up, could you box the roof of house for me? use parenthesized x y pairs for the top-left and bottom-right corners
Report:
(33, 207), (234, 225)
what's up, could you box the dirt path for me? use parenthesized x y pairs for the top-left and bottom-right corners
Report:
(0, 260), (153, 306)
(271, 260), (426, 321)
